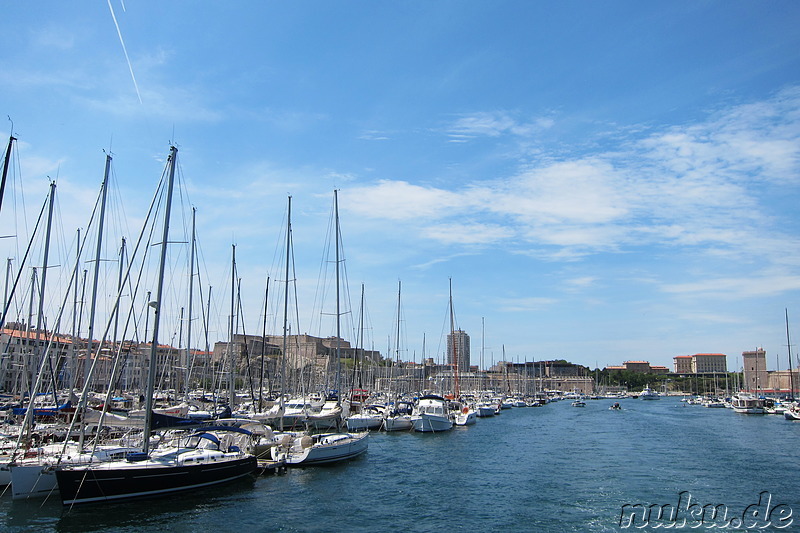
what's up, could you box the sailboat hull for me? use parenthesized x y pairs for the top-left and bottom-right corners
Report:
(55, 455), (257, 505)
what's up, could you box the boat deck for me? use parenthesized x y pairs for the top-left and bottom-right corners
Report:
(257, 459), (286, 475)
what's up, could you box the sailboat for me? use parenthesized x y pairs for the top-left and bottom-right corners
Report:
(54, 147), (257, 505)
(380, 280), (413, 432)
(271, 192), (367, 465)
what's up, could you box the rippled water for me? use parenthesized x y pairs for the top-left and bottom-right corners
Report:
(1, 397), (798, 532)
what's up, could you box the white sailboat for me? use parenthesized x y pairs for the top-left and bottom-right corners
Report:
(272, 192), (367, 464)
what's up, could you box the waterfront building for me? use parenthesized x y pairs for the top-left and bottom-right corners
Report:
(674, 355), (693, 373)
(604, 361), (669, 374)
(0, 325), (72, 393)
(742, 348), (768, 392)
(692, 353), (728, 373)
(767, 369), (799, 396)
(672, 353), (728, 374)
(446, 329), (470, 375)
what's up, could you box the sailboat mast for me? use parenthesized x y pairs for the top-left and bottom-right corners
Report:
(395, 280), (401, 365)
(358, 283), (365, 390)
(35, 182), (58, 399)
(83, 155), (111, 388)
(450, 278), (459, 398)
(259, 276), (269, 409)
(112, 238), (126, 351)
(184, 207), (196, 398)
(280, 196), (292, 431)
(786, 309), (794, 400)
(143, 146), (177, 455)
(334, 189), (341, 398)
(228, 244), (237, 408)
(0, 134), (16, 216)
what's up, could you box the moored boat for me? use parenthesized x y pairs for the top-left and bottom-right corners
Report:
(271, 431), (368, 465)
(55, 426), (257, 505)
(731, 393), (766, 414)
(411, 395), (453, 432)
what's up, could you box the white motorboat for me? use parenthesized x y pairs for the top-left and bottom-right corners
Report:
(639, 386), (660, 400)
(731, 393), (766, 414)
(475, 402), (496, 417)
(783, 404), (800, 420)
(451, 403), (477, 426)
(411, 395), (453, 432)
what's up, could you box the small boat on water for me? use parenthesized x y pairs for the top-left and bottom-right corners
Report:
(783, 404), (800, 420)
(410, 395), (453, 432)
(639, 386), (660, 400)
(451, 403), (477, 426)
(382, 401), (414, 432)
(609, 402), (622, 410)
(703, 398), (726, 408)
(271, 431), (368, 465)
(346, 405), (385, 431)
(731, 393), (766, 414)
(571, 400), (586, 407)
(475, 401), (496, 418)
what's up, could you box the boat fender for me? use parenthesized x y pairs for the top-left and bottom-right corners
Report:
(462, 407), (469, 414)
(300, 436), (313, 449)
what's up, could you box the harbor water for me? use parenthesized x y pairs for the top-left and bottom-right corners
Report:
(1, 397), (798, 532)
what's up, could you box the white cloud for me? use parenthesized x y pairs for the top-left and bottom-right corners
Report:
(495, 296), (558, 312)
(445, 111), (555, 141)
(343, 87), (800, 271)
(345, 180), (469, 221)
(422, 222), (515, 245)
(662, 273), (800, 299)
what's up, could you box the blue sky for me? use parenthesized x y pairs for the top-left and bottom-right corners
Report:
(2, 2), (800, 372)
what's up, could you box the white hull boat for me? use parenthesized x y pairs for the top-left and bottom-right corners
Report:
(272, 432), (368, 465)
(453, 408), (477, 426)
(383, 415), (413, 431)
(411, 395), (453, 433)
(731, 394), (766, 414)
(10, 443), (138, 500)
(345, 412), (384, 431)
(475, 403), (495, 417)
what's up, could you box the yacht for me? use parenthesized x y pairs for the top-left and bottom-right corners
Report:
(55, 426), (258, 505)
(410, 395), (453, 432)
(272, 431), (368, 465)
(639, 386), (660, 400)
(731, 393), (766, 414)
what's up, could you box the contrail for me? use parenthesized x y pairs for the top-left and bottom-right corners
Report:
(107, 0), (142, 104)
